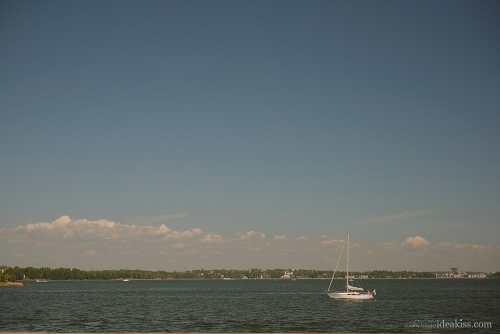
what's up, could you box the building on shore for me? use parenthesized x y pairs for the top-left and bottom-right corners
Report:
(436, 268), (486, 278)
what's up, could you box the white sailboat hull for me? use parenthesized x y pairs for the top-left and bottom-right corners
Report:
(326, 233), (375, 301)
(327, 291), (374, 300)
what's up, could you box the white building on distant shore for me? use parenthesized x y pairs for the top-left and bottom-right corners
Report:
(436, 268), (487, 278)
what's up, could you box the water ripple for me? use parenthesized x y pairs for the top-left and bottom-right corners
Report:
(0, 279), (498, 332)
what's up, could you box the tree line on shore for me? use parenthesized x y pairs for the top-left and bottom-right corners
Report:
(1, 266), (456, 281)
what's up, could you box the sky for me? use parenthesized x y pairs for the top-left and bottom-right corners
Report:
(1, 0), (499, 272)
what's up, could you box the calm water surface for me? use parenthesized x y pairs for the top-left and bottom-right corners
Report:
(1, 279), (498, 332)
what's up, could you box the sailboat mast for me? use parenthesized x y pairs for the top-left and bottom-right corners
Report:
(346, 233), (349, 292)
(327, 236), (347, 292)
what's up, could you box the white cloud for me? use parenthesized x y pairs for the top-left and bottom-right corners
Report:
(202, 233), (224, 243)
(272, 235), (310, 242)
(401, 236), (430, 248)
(453, 243), (493, 251)
(320, 235), (345, 246)
(12, 216), (202, 242)
(82, 249), (98, 257)
(236, 231), (266, 240)
(2, 215), (498, 272)
(379, 242), (398, 250)
(162, 228), (203, 240)
(369, 238), (500, 271)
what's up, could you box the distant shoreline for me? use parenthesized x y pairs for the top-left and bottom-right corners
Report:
(3, 266), (495, 281)
(16, 277), (493, 282)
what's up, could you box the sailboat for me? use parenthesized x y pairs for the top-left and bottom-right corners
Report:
(326, 233), (375, 300)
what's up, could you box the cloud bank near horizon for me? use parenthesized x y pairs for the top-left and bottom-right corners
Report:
(12, 215), (203, 242)
(1, 216), (498, 272)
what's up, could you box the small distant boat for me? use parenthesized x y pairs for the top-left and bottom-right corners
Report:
(326, 233), (375, 300)
(35, 279), (48, 283)
(122, 278), (129, 282)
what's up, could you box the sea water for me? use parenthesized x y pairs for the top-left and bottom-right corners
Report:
(1, 278), (498, 332)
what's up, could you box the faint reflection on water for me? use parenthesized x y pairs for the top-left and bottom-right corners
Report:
(0, 279), (498, 332)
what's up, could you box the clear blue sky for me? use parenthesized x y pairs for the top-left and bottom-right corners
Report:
(1, 0), (499, 272)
